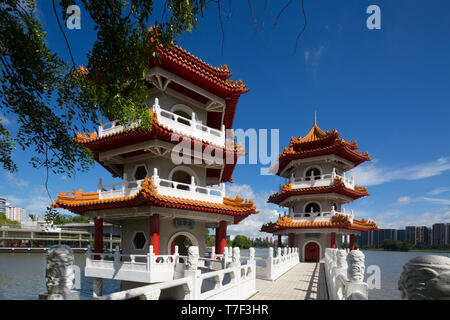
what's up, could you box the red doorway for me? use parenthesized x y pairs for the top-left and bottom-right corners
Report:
(304, 242), (320, 262)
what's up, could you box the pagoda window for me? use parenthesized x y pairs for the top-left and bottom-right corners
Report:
(305, 167), (321, 181)
(304, 202), (321, 215)
(132, 231), (147, 250)
(134, 165), (148, 181)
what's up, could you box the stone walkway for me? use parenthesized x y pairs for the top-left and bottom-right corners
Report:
(249, 262), (328, 300)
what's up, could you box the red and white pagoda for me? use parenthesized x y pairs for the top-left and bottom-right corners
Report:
(54, 43), (257, 289)
(261, 114), (377, 262)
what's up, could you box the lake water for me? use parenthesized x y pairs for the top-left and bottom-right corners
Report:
(0, 249), (448, 300)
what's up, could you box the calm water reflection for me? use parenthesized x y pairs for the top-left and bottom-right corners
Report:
(0, 249), (448, 300)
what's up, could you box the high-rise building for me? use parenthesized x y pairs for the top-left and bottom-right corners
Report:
(406, 226), (416, 244)
(5, 205), (26, 222)
(447, 224), (450, 245)
(397, 229), (406, 241)
(0, 197), (6, 214)
(432, 223), (447, 245)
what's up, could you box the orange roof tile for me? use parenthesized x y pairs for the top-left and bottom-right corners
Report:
(55, 178), (258, 223)
(268, 177), (369, 204)
(260, 215), (378, 233)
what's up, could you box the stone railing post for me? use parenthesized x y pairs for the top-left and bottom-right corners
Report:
(249, 247), (255, 262)
(147, 245), (154, 272)
(184, 246), (201, 300)
(267, 247), (274, 279)
(398, 255), (450, 300)
(211, 246), (216, 260)
(223, 247), (229, 268)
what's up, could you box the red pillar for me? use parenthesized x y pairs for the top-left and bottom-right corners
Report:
(149, 214), (160, 255)
(215, 221), (227, 254)
(349, 234), (355, 251)
(330, 232), (336, 249)
(94, 217), (103, 259)
(289, 233), (295, 248)
(277, 235), (282, 247)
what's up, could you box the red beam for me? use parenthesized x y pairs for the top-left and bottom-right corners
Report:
(289, 233), (295, 248)
(331, 232), (336, 249)
(349, 234), (355, 251)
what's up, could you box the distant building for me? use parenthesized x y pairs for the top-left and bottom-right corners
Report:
(5, 205), (26, 222)
(405, 226), (416, 244)
(397, 229), (406, 241)
(0, 198), (6, 214)
(447, 224), (450, 245)
(432, 223), (448, 245)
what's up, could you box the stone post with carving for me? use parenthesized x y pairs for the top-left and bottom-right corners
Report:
(398, 255), (450, 300)
(39, 245), (79, 300)
(345, 249), (368, 300)
(184, 246), (201, 299)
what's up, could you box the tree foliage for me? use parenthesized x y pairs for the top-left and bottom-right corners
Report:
(232, 234), (252, 249)
(0, 0), (207, 176)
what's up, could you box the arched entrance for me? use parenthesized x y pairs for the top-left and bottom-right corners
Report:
(168, 231), (198, 256)
(304, 241), (320, 262)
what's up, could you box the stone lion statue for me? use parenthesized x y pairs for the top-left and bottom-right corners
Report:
(45, 245), (76, 297)
(398, 255), (450, 300)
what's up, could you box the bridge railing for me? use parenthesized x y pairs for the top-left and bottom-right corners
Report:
(255, 247), (299, 281)
(97, 246), (257, 300)
(324, 248), (368, 300)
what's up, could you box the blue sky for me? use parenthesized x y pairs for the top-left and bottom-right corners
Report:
(1, 1), (450, 237)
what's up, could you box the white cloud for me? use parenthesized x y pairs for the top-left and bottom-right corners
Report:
(421, 197), (450, 206)
(395, 196), (412, 206)
(304, 44), (328, 67)
(4, 185), (51, 214)
(427, 187), (450, 196)
(350, 157), (450, 186)
(226, 184), (280, 238)
(5, 173), (29, 188)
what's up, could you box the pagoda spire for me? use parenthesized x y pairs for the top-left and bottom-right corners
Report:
(314, 111), (317, 126)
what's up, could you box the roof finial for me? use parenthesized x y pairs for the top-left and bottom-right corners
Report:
(314, 111), (317, 126)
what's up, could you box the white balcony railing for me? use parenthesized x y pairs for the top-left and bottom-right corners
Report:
(97, 168), (225, 203)
(291, 209), (354, 223)
(97, 98), (226, 147)
(97, 179), (145, 200)
(287, 168), (355, 190)
(85, 245), (181, 283)
(152, 168), (225, 204)
(152, 98), (225, 147)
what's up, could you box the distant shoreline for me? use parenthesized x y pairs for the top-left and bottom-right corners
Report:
(362, 248), (450, 253)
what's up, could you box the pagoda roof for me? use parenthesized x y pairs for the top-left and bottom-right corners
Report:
(146, 40), (249, 129)
(260, 215), (378, 233)
(276, 116), (371, 175)
(268, 177), (369, 205)
(75, 112), (243, 183)
(149, 43), (248, 97)
(54, 178), (258, 224)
